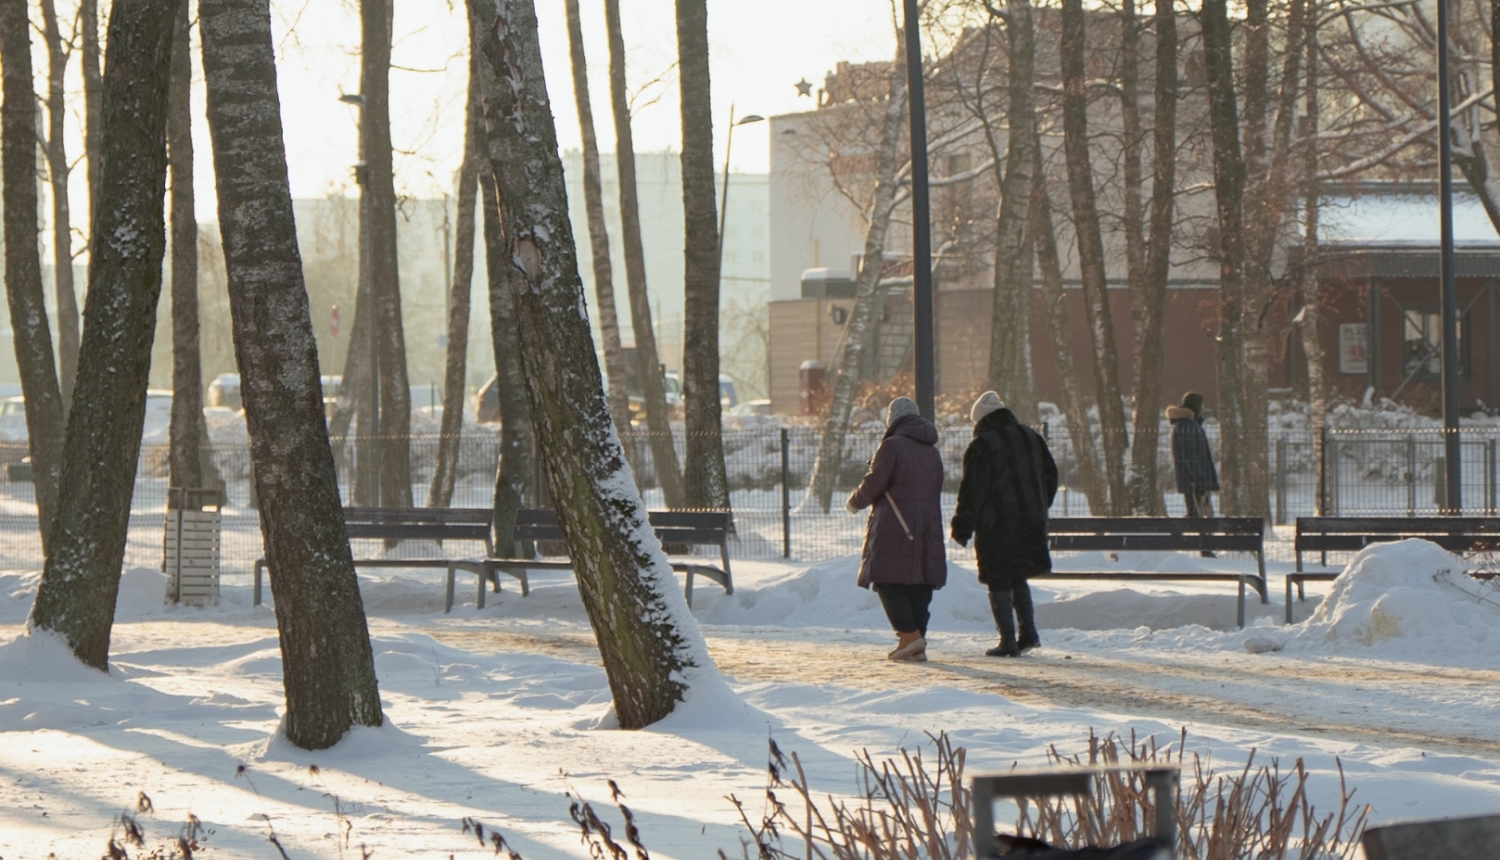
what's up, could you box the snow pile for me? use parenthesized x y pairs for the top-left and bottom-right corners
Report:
(1280, 540), (1500, 654)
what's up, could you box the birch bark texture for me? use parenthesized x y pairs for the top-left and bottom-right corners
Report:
(803, 48), (908, 513)
(565, 0), (632, 441)
(676, 0), (731, 513)
(604, 0), (683, 508)
(427, 53), (481, 509)
(472, 0), (708, 728)
(168, 0), (208, 493)
(1060, 0), (1130, 514)
(0, 0), (67, 554)
(199, 0), (383, 749)
(27, 0), (178, 669)
(39, 0), (81, 409)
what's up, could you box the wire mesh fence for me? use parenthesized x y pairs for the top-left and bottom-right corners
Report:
(0, 422), (1496, 575)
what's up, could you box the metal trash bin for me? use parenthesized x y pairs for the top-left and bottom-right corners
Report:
(164, 487), (225, 605)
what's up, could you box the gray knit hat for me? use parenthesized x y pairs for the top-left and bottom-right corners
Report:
(887, 397), (919, 426)
(970, 390), (1005, 422)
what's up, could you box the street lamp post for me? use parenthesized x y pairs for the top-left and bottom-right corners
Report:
(341, 91), (380, 504)
(1437, 0), (1461, 512)
(902, 0), (935, 420)
(717, 107), (764, 279)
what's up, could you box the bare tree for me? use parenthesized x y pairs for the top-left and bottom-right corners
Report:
(604, 0), (684, 509)
(1, 0), (68, 554)
(472, 0), (712, 728)
(427, 49), (481, 508)
(803, 45), (908, 513)
(199, 0), (383, 749)
(82, 0), (102, 226)
(1302, 0), (1328, 513)
(1061, 0), (1130, 514)
(38, 0), (81, 408)
(676, 0), (731, 513)
(28, 0), (177, 668)
(566, 0), (632, 440)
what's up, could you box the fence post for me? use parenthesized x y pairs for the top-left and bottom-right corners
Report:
(1407, 434), (1417, 517)
(1328, 428), (1341, 517)
(1275, 438), (1287, 525)
(1489, 438), (1497, 514)
(1318, 425), (1329, 516)
(780, 426), (791, 558)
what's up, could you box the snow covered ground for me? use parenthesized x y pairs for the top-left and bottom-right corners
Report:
(3, 541), (1500, 857)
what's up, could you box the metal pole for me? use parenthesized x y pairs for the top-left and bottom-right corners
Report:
(903, 0), (936, 420)
(1438, 0), (1462, 512)
(718, 104), (735, 276)
(781, 427), (791, 558)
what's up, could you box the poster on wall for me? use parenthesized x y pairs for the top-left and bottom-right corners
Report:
(1339, 323), (1368, 374)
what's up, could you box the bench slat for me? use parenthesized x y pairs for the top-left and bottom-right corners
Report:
(1050, 535), (1263, 552)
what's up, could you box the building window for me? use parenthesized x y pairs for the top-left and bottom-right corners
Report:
(1402, 306), (1470, 382)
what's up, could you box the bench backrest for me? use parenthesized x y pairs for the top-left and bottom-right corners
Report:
(1048, 516), (1264, 553)
(341, 507), (493, 548)
(513, 508), (730, 551)
(1295, 516), (1500, 553)
(1362, 813), (1500, 860)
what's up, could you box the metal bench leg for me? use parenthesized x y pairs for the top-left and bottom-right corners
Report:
(1237, 577), (1246, 629)
(1285, 577), (1294, 625)
(476, 566), (486, 610)
(254, 561), (264, 607)
(684, 570), (695, 608)
(1257, 552), (1268, 604)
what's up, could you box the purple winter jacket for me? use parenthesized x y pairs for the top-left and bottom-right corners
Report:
(848, 413), (948, 589)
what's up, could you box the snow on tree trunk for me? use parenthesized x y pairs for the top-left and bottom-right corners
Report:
(1201, 0), (1248, 515)
(39, 0), (80, 410)
(27, 0), (178, 669)
(427, 55), (481, 509)
(168, 0), (211, 494)
(472, 0), (710, 727)
(604, 0), (684, 509)
(362, 0), (413, 509)
(199, 0), (383, 749)
(1032, 147), (1106, 514)
(1061, 0), (1130, 515)
(676, 0), (731, 514)
(804, 49), (907, 514)
(1125, 0), (1177, 517)
(0, 0), (67, 554)
(987, 0), (1036, 421)
(566, 0), (632, 446)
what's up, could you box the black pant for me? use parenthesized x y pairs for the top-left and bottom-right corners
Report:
(1183, 487), (1214, 517)
(875, 583), (934, 636)
(988, 581), (1038, 647)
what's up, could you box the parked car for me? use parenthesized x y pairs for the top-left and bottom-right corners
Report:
(729, 398), (772, 417)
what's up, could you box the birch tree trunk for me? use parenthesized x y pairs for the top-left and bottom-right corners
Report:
(480, 171), (533, 556)
(1201, 0), (1248, 514)
(28, 0), (177, 669)
(1033, 147), (1106, 514)
(604, 0), (684, 508)
(1061, 0), (1130, 514)
(986, 0), (1037, 420)
(566, 0), (632, 442)
(803, 51), (907, 513)
(82, 0), (102, 229)
(199, 0), (383, 749)
(676, 0), (730, 513)
(39, 0), (81, 409)
(0, 0), (67, 553)
(1303, 1), (1327, 514)
(427, 53), (481, 509)
(168, 0), (208, 493)
(1124, 0), (1178, 516)
(473, 0), (710, 728)
(362, 0), (412, 509)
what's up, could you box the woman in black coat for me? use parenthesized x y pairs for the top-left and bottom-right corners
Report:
(1167, 391), (1218, 517)
(950, 391), (1058, 657)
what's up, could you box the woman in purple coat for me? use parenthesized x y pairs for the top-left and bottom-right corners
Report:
(846, 397), (948, 662)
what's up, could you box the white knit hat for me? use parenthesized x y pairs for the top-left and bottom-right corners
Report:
(970, 390), (1005, 422)
(887, 397), (919, 426)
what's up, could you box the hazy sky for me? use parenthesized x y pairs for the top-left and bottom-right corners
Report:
(250, 0), (901, 205)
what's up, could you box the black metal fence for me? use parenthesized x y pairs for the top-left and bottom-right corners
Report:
(0, 422), (1493, 574)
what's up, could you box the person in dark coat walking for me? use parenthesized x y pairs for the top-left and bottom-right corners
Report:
(847, 397), (947, 662)
(950, 391), (1058, 657)
(1167, 392), (1219, 519)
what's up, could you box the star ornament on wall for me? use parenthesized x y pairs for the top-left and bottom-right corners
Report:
(795, 78), (813, 97)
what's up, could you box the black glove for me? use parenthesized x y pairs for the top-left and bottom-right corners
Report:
(950, 517), (972, 547)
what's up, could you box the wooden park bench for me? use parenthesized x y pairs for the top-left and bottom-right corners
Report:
(1362, 812), (1500, 858)
(972, 766), (1179, 859)
(254, 507), (513, 613)
(497, 508), (733, 607)
(1042, 517), (1269, 629)
(1287, 516), (1500, 623)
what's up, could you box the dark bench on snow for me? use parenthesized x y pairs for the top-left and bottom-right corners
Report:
(1361, 812), (1500, 859)
(1287, 516), (1500, 623)
(253, 507), (515, 613)
(973, 766), (1179, 859)
(1041, 517), (1268, 629)
(494, 508), (733, 607)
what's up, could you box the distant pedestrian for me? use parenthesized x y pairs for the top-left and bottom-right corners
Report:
(847, 397), (947, 662)
(1167, 392), (1219, 519)
(951, 391), (1058, 658)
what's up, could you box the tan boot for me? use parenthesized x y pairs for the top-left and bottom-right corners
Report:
(888, 631), (926, 661)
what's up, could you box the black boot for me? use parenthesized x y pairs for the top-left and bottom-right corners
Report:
(1014, 582), (1040, 652)
(986, 586), (1021, 657)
